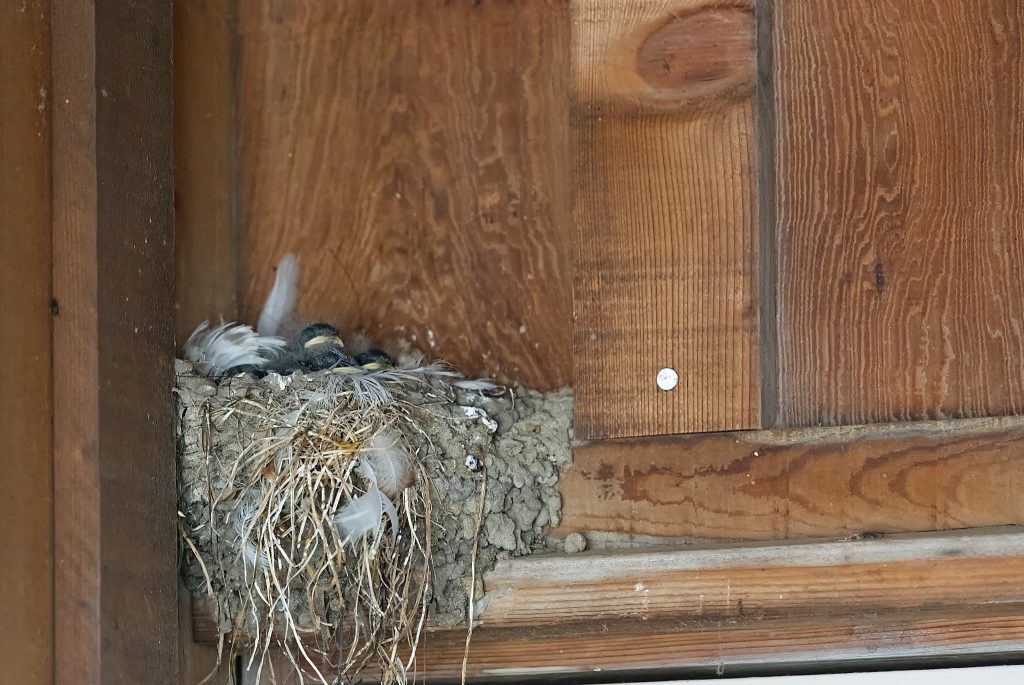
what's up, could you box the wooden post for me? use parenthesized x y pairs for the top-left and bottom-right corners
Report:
(51, 1), (179, 683)
(0, 2), (54, 683)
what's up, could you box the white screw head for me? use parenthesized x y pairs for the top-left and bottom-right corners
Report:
(656, 367), (679, 391)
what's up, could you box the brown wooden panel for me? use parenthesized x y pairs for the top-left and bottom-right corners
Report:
(413, 606), (1024, 681)
(236, 0), (572, 389)
(52, 0), (179, 682)
(197, 530), (1024, 681)
(774, 0), (1024, 426)
(557, 416), (1024, 541)
(174, 0), (236, 343)
(573, 0), (762, 439)
(481, 528), (1024, 628)
(52, 0), (101, 678)
(0, 2), (53, 683)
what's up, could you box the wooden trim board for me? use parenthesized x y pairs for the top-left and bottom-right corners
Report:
(628, 665), (1024, 685)
(51, 1), (179, 682)
(557, 416), (1024, 542)
(195, 528), (1024, 681)
(0, 2), (54, 683)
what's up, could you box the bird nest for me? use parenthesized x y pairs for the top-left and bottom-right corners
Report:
(176, 358), (572, 684)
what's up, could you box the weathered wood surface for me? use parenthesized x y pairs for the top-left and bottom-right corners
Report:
(573, 0), (762, 439)
(480, 528), (1024, 628)
(411, 605), (1024, 681)
(774, 0), (1024, 427)
(557, 416), (1024, 541)
(52, 0), (180, 682)
(174, 0), (236, 344)
(235, 0), (572, 389)
(200, 529), (1024, 681)
(0, 2), (53, 683)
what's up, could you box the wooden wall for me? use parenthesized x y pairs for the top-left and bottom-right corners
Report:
(175, 0), (1024, 536)
(773, 0), (1024, 427)
(572, 0), (763, 439)
(0, 2), (53, 683)
(233, 0), (573, 390)
(169, 1), (1024, 678)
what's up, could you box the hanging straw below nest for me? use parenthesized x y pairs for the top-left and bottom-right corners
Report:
(177, 359), (487, 684)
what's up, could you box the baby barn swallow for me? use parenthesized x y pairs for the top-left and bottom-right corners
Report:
(278, 323), (357, 373)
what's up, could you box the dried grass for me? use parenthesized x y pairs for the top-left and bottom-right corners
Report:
(179, 362), (470, 684)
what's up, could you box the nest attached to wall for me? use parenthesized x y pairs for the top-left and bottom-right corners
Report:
(177, 358), (572, 685)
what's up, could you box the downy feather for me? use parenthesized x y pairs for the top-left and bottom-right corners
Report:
(358, 430), (415, 499)
(257, 253), (300, 337)
(334, 487), (398, 547)
(183, 321), (286, 377)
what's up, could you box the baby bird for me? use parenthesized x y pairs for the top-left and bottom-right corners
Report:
(265, 323), (357, 375)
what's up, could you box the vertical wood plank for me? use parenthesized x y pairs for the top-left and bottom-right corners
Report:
(775, 1), (1024, 426)
(52, 0), (101, 678)
(572, 0), (761, 439)
(0, 2), (53, 683)
(52, 0), (179, 682)
(236, 0), (573, 389)
(174, 0), (237, 343)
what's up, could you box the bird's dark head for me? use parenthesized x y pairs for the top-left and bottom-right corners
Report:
(296, 323), (344, 350)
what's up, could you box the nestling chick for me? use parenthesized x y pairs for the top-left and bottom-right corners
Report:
(264, 323), (357, 375)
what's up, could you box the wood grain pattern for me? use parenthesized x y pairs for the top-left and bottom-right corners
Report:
(196, 530), (1024, 681)
(774, 0), (1024, 426)
(480, 528), (1024, 628)
(0, 2), (53, 683)
(235, 0), (572, 389)
(174, 0), (237, 344)
(53, 1), (179, 682)
(556, 416), (1024, 541)
(573, 0), (761, 439)
(412, 606), (1024, 681)
(52, 0), (101, 679)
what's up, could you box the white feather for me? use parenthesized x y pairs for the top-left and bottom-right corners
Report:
(258, 253), (300, 337)
(233, 490), (269, 571)
(358, 430), (415, 499)
(333, 487), (398, 547)
(452, 379), (500, 391)
(183, 321), (286, 377)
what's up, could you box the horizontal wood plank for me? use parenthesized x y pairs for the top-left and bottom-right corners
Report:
(557, 416), (1024, 541)
(774, 0), (1024, 426)
(480, 528), (1024, 628)
(196, 529), (1024, 681)
(414, 605), (1024, 682)
(573, 0), (762, 439)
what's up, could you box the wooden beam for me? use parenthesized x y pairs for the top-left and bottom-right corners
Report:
(52, 1), (179, 682)
(235, 0), (573, 389)
(572, 0), (762, 439)
(0, 2), (53, 683)
(479, 528), (1024, 628)
(174, 0), (237, 344)
(557, 416), (1024, 541)
(195, 529), (1024, 681)
(773, 0), (1024, 426)
(412, 605), (1024, 682)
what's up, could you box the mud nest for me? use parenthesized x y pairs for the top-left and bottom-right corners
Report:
(176, 359), (571, 684)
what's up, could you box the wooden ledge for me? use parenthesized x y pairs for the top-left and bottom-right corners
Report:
(193, 527), (1024, 681)
(557, 416), (1024, 542)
